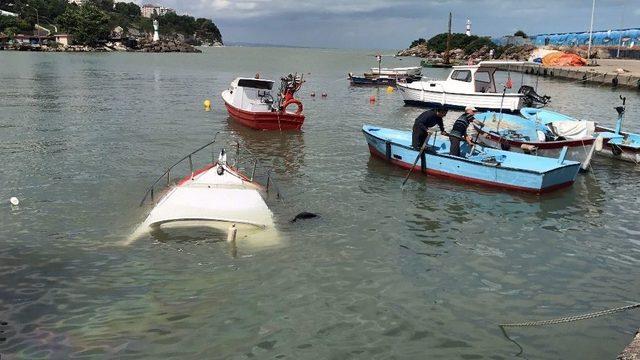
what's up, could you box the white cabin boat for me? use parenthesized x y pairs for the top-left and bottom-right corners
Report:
(221, 76), (305, 131)
(396, 61), (549, 112)
(369, 66), (422, 77)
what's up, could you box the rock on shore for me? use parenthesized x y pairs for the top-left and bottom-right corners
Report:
(2, 39), (202, 53)
(397, 43), (610, 62)
(138, 39), (201, 53)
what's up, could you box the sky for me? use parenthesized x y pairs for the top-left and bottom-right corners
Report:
(142, 0), (639, 49)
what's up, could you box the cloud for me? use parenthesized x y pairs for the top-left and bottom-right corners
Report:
(143, 0), (636, 48)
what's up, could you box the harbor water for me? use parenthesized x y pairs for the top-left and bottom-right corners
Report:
(1, 47), (640, 359)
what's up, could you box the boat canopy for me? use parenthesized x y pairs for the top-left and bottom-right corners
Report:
(233, 78), (274, 90)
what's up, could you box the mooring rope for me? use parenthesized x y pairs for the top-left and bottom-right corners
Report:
(500, 303), (640, 327)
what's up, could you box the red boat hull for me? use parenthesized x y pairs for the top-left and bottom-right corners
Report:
(224, 101), (305, 131)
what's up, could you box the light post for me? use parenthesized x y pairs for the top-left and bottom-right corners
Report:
(586, 0), (595, 62)
(25, 4), (40, 36)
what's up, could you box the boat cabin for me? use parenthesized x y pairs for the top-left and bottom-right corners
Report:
(443, 61), (539, 94)
(226, 77), (276, 112)
(445, 64), (499, 94)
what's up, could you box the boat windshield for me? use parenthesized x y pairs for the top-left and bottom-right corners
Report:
(237, 79), (274, 90)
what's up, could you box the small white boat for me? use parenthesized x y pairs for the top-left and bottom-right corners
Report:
(396, 61), (550, 112)
(369, 66), (422, 77)
(127, 140), (280, 249)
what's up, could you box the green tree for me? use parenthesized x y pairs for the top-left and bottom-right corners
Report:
(56, 3), (110, 45)
(410, 38), (426, 48)
(87, 0), (113, 12)
(0, 14), (32, 34)
(463, 37), (497, 55)
(427, 33), (478, 53)
(514, 30), (527, 38)
(114, 2), (140, 19)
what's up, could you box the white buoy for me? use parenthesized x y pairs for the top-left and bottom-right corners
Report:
(10, 197), (19, 206)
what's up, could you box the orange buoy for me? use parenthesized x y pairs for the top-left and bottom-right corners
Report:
(369, 95), (376, 103)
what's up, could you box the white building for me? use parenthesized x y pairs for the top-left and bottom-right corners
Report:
(68, 0), (85, 5)
(141, 4), (175, 18)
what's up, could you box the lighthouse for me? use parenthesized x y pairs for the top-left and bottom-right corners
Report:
(466, 18), (471, 36)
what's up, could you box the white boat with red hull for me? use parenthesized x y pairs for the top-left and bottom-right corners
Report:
(222, 74), (305, 131)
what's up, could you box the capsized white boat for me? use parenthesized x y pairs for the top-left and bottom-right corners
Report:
(126, 140), (280, 249)
(396, 61), (550, 112)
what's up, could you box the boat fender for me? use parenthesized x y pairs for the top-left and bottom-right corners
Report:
(520, 144), (538, 154)
(612, 77), (619, 87)
(282, 99), (303, 115)
(595, 135), (604, 152)
(500, 142), (511, 151)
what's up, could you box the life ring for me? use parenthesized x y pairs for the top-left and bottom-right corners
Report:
(282, 99), (303, 115)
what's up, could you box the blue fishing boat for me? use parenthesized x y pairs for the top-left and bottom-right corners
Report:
(362, 124), (581, 193)
(473, 111), (596, 170)
(521, 102), (640, 164)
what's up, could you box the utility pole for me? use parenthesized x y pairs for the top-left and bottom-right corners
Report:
(444, 12), (452, 65)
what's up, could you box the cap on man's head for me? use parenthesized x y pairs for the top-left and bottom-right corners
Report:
(465, 105), (477, 112)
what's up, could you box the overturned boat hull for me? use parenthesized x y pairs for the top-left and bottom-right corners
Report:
(129, 161), (279, 248)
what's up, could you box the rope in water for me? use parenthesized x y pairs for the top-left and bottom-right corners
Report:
(500, 303), (640, 327)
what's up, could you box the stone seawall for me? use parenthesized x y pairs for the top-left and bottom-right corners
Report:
(496, 59), (640, 90)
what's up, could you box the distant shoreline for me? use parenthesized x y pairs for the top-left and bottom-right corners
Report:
(0, 39), (215, 53)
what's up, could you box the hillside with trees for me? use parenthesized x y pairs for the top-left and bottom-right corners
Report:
(0, 0), (222, 47)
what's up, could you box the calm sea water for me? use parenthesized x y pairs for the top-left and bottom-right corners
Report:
(1, 47), (640, 359)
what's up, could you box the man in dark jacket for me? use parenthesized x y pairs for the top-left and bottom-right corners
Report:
(412, 107), (448, 149)
(449, 105), (478, 156)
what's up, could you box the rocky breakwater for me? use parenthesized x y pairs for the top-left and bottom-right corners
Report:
(138, 39), (201, 53)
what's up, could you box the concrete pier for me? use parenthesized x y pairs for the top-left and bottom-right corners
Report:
(496, 59), (640, 90)
(618, 329), (640, 360)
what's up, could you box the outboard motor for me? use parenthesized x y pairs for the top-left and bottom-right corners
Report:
(518, 85), (551, 108)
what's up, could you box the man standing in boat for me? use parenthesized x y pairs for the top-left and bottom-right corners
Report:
(412, 107), (448, 149)
(449, 105), (478, 157)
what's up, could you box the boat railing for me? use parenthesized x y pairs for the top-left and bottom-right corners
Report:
(229, 141), (283, 201)
(139, 133), (282, 206)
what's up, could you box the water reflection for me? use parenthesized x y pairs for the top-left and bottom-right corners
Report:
(224, 119), (305, 176)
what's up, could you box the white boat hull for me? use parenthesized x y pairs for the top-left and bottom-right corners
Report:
(370, 66), (422, 77)
(397, 82), (524, 112)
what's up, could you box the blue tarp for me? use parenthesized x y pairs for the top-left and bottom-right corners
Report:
(531, 28), (640, 47)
